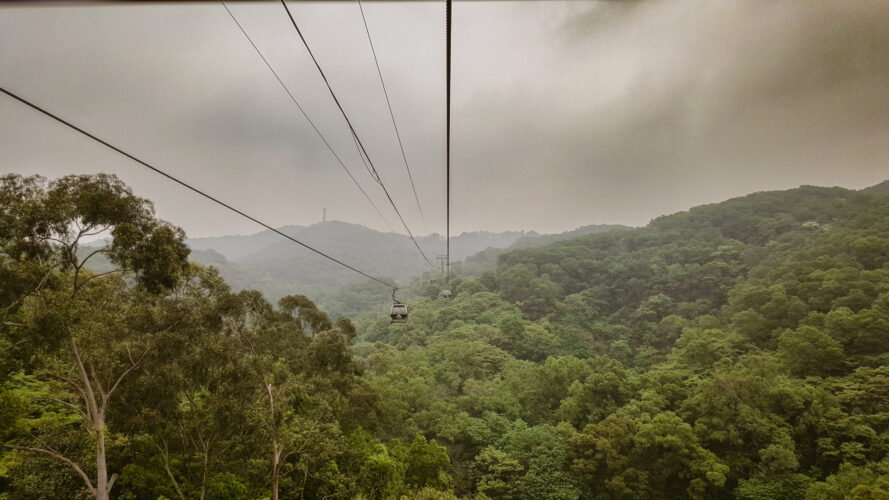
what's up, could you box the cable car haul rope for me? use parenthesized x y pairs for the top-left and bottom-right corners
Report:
(2, 0), (457, 324)
(0, 86), (398, 292)
(280, 0), (435, 270)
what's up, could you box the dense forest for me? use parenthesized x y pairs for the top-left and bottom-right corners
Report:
(2, 173), (889, 499)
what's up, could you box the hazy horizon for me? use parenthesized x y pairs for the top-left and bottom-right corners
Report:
(34, 176), (889, 242)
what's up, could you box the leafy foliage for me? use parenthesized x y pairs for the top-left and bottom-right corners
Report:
(5, 175), (889, 499)
(344, 184), (889, 498)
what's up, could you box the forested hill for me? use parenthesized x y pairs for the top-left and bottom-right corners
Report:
(485, 184), (887, 321)
(344, 183), (889, 499)
(185, 221), (625, 299)
(863, 179), (889, 195)
(187, 224), (306, 260)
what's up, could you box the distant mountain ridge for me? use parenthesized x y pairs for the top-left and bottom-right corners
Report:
(187, 225), (304, 261)
(187, 223), (542, 264)
(460, 223), (630, 272)
(184, 221), (627, 300)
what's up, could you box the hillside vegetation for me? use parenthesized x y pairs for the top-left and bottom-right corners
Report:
(346, 184), (889, 499)
(3, 174), (889, 499)
(863, 180), (889, 195)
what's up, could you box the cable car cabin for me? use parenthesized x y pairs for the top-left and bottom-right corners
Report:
(390, 303), (408, 323)
(442, 289), (453, 299)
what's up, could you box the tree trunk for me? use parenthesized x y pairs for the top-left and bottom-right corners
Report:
(71, 337), (112, 500)
(159, 445), (186, 500)
(200, 455), (208, 500)
(95, 421), (109, 500)
(272, 441), (281, 500)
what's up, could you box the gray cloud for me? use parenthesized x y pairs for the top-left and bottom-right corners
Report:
(2, 1), (888, 240)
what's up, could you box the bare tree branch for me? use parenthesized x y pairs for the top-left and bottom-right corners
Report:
(88, 360), (107, 402)
(279, 414), (325, 481)
(76, 247), (108, 269)
(104, 340), (155, 404)
(45, 372), (92, 421)
(74, 244), (114, 282)
(41, 236), (73, 248)
(69, 337), (101, 428)
(80, 224), (110, 238)
(4, 444), (96, 495)
(106, 473), (118, 494)
(155, 440), (187, 500)
(73, 269), (124, 293)
(30, 395), (88, 421)
(295, 415), (324, 455)
(2, 265), (55, 313)
(1, 338), (29, 351)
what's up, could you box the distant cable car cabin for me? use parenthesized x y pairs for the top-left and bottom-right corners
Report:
(442, 289), (453, 299)
(390, 288), (408, 323)
(390, 303), (408, 323)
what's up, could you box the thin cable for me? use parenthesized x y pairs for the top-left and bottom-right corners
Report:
(357, 0), (429, 234)
(350, 128), (379, 183)
(446, 0), (452, 284)
(221, 1), (393, 231)
(356, 0), (438, 262)
(279, 0), (435, 269)
(0, 86), (397, 290)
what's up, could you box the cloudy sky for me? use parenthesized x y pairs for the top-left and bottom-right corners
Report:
(2, 1), (888, 241)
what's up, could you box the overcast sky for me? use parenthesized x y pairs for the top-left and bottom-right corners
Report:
(2, 1), (888, 240)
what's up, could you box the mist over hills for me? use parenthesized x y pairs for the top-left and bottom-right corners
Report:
(184, 221), (627, 299)
(187, 223), (537, 263)
(82, 179), (887, 302)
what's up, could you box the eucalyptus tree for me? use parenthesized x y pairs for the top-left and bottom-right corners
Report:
(109, 266), (257, 500)
(0, 174), (189, 500)
(227, 290), (377, 499)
